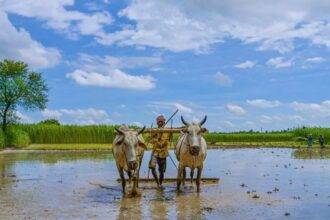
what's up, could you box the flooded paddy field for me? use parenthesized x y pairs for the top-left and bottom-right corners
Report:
(0, 148), (330, 219)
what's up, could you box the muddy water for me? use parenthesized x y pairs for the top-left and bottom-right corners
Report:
(0, 148), (330, 219)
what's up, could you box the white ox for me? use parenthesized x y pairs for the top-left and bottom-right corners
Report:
(175, 116), (207, 192)
(112, 125), (146, 195)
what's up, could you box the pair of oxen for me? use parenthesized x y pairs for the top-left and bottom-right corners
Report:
(112, 116), (208, 196)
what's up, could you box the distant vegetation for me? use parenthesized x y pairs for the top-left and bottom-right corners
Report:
(15, 124), (117, 144)
(38, 119), (61, 126)
(293, 127), (330, 142)
(0, 124), (325, 149)
(204, 132), (293, 144)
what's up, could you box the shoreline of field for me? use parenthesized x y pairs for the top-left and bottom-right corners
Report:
(1, 142), (328, 154)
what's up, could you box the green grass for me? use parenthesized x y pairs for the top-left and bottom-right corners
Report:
(26, 144), (112, 151)
(0, 124), (327, 151)
(293, 127), (330, 141)
(212, 141), (329, 148)
(15, 124), (117, 144)
(204, 132), (293, 144)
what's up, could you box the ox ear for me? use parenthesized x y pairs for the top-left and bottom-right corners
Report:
(114, 136), (124, 145)
(181, 127), (188, 133)
(115, 127), (124, 135)
(201, 127), (208, 133)
(138, 140), (147, 149)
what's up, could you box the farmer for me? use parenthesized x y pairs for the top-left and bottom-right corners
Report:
(319, 135), (325, 148)
(149, 115), (172, 187)
(307, 134), (313, 149)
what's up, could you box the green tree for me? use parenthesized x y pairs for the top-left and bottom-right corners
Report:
(38, 119), (60, 125)
(0, 59), (48, 131)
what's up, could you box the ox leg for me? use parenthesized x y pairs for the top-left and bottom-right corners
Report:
(177, 165), (183, 191)
(190, 168), (194, 184)
(182, 167), (186, 186)
(131, 174), (138, 196)
(127, 170), (132, 185)
(136, 164), (141, 188)
(136, 156), (143, 188)
(119, 168), (126, 194)
(196, 167), (203, 193)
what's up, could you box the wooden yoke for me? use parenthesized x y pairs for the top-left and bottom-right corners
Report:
(144, 128), (183, 134)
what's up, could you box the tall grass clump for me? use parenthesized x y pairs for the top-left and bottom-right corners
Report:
(5, 128), (30, 148)
(0, 130), (5, 148)
(16, 124), (117, 144)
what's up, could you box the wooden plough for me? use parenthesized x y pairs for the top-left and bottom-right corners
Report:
(116, 177), (219, 184)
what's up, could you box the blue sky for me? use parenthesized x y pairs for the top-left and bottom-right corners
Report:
(1, 0), (330, 131)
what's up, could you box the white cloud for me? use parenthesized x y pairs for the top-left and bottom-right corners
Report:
(75, 53), (162, 71)
(149, 101), (194, 114)
(235, 60), (256, 69)
(260, 115), (273, 123)
(42, 108), (112, 124)
(214, 72), (233, 86)
(67, 54), (158, 90)
(260, 114), (305, 124)
(16, 111), (33, 123)
(0, 11), (61, 68)
(247, 99), (281, 108)
(66, 69), (155, 90)
(2, 0), (112, 40)
(226, 104), (246, 116)
(266, 57), (292, 68)
(41, 109), (63, 119)
(305, 56), (326, 63)
(96, 0), (330, 53)
(291, 100), (330, 116)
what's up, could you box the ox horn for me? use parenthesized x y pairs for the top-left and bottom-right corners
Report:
(181, 116), (190, 126)
(137, 126), (146, 135)
(199, 115), (207, 126)
(115, 127), (124, 135)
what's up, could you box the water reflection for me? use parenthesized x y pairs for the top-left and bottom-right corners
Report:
(0, 148), (330, 219)
(176, 191), (203, 219)
(117, 197), (143, 220)
(150, 189), (170, 219)
(293, 148), (330, 159)
(0, 151), (113, 164)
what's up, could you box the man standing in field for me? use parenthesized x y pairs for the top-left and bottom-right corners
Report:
(149, 115), (172, 187)
(307, 134), (313, 149)
(319, 135), (325, 148)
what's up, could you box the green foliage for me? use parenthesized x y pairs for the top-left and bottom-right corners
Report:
(26, 144), (112, 151)
(0, 59), (48, 131)
(16, 124), (117, 144)
(5, 128), (30, 148)
(38, 119), (60, 125)
(5, 123), (330, 148)
(0, 130), (4, 148)
(293, 127), (330, 142)
(204, 132), (294, 144)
